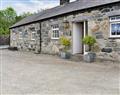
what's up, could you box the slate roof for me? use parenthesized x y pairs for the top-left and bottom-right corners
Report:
(10, 0), (120, 28)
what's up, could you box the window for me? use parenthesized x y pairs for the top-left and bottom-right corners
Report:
(12, 33), (16, 40)
(110, 16), (120, 38)
(12, 29), (16, 40)
(51, 24), (60, 39)
(19, 32), (23, 39)
(31, 32), (36, 40)
(23, 30), (28, 38)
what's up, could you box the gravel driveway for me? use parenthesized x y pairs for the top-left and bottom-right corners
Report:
(0, 50), (120, 95)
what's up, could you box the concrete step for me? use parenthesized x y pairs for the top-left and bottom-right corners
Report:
(70, 54), (83, 62)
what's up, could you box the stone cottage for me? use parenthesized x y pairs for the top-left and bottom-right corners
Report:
(10, 0), (120, 56)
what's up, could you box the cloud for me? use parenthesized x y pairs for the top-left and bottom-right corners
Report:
(1, 0), (76, 15)
(14, 0), (59, 15)
(1, 0), (59, 15)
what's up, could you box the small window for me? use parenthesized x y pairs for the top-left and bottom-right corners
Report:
(110, 16), (120, 38)
(12, 33), (16, 40)
(31, 32), (36, 40)
(51, 24), (59, 39)
(23, 30), (28, 38)
(19, 32), (23, 39)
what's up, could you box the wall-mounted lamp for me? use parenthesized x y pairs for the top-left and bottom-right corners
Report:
(63, 20), (69, 29)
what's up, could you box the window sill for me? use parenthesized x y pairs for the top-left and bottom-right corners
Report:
(51, 38), (59, 40)
(31, 39), (36, 41)
(19, 38), (23, 40)
(109, 36), (120, 39)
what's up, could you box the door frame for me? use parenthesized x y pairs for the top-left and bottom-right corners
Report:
(72, 21), (87, 55)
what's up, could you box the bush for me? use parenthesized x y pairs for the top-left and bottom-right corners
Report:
(60, 36), (71, 51)
(83, 36), (96, 52)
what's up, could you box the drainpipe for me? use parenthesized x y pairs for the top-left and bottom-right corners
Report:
(39, 22), (42, 53)
(9, 29), (11, 46)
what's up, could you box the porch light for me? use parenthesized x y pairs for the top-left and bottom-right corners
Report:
(63, 20), (69, 29)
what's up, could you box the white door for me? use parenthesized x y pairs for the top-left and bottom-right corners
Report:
(72, 23), (83, 54)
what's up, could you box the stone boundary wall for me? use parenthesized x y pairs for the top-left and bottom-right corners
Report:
(0, 35), (10, 45)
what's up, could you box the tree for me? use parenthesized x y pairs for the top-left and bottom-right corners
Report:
(0, 7), (17, 35)
(0, 7), (32, 35)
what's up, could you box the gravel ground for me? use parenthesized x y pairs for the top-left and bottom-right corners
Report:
(0, 50), (120, 95)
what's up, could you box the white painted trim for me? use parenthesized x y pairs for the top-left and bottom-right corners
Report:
(72, 23), (74, 54)
(52, 28), (59, 30)
(110, 21), (120, 38)
(31, 31), (36, 40)
(83, 21), (86, 55)
(110, 16), (120, 22)
(51, 38), (59, 40)
(19, 32), (23, 39)
(12, 33), (16, 41)
(51, 27), (60, 39)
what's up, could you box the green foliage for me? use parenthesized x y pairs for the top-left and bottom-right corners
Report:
(60, 36), (71, 47)
(83, 36), (96, 51)
(60, 36), (71, 51)
(0, 7), (32, 36)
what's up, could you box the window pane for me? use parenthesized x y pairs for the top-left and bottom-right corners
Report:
(110, 16), (120, 21)
(32, 32), (36, 39)
(19, 32), (23, 38)
(23, 31), (28, 38)
(57, 31), (59, 37)
(51, 24), (59, 38)
(116, 16), (120, 20)
(117, 23), (120, 35)
(54, 31), (55, 37)
(111, 24), (116, 35)
(111, 23), (120, 35)
(53, 31), (54, 37)
(55, 30), (57, 37)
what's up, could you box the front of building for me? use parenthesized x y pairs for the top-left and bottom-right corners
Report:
(10, 0), (120, 57)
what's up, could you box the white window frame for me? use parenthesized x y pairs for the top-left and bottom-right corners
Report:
(12, 32), (16, 40)
(110, 16), (120, 38)
(19, 32), (23, 39)
(51, 25), (60, 39)
(31, 31), (36, 40)
(110, 16), (120, 22)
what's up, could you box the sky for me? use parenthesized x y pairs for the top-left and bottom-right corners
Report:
(0, 0), (76, 15)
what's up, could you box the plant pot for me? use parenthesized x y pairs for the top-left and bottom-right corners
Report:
(84, 52), (96, 63)
(60, 52), (71, 59)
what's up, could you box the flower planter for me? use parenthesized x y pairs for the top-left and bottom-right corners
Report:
(60, 52), (71, 59)
(84, 52), (96, 63)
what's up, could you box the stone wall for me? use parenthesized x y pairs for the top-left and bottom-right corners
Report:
(87, 10), (120, 53)
(40, 2), (120, 54)
(10, 23), (41, 53)
(10, 2), (120, 56)
(41, 17), (72, 54)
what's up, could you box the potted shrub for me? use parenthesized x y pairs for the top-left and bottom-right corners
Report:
(83, 36), (96, 62)
(59, 36), (71, 59)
